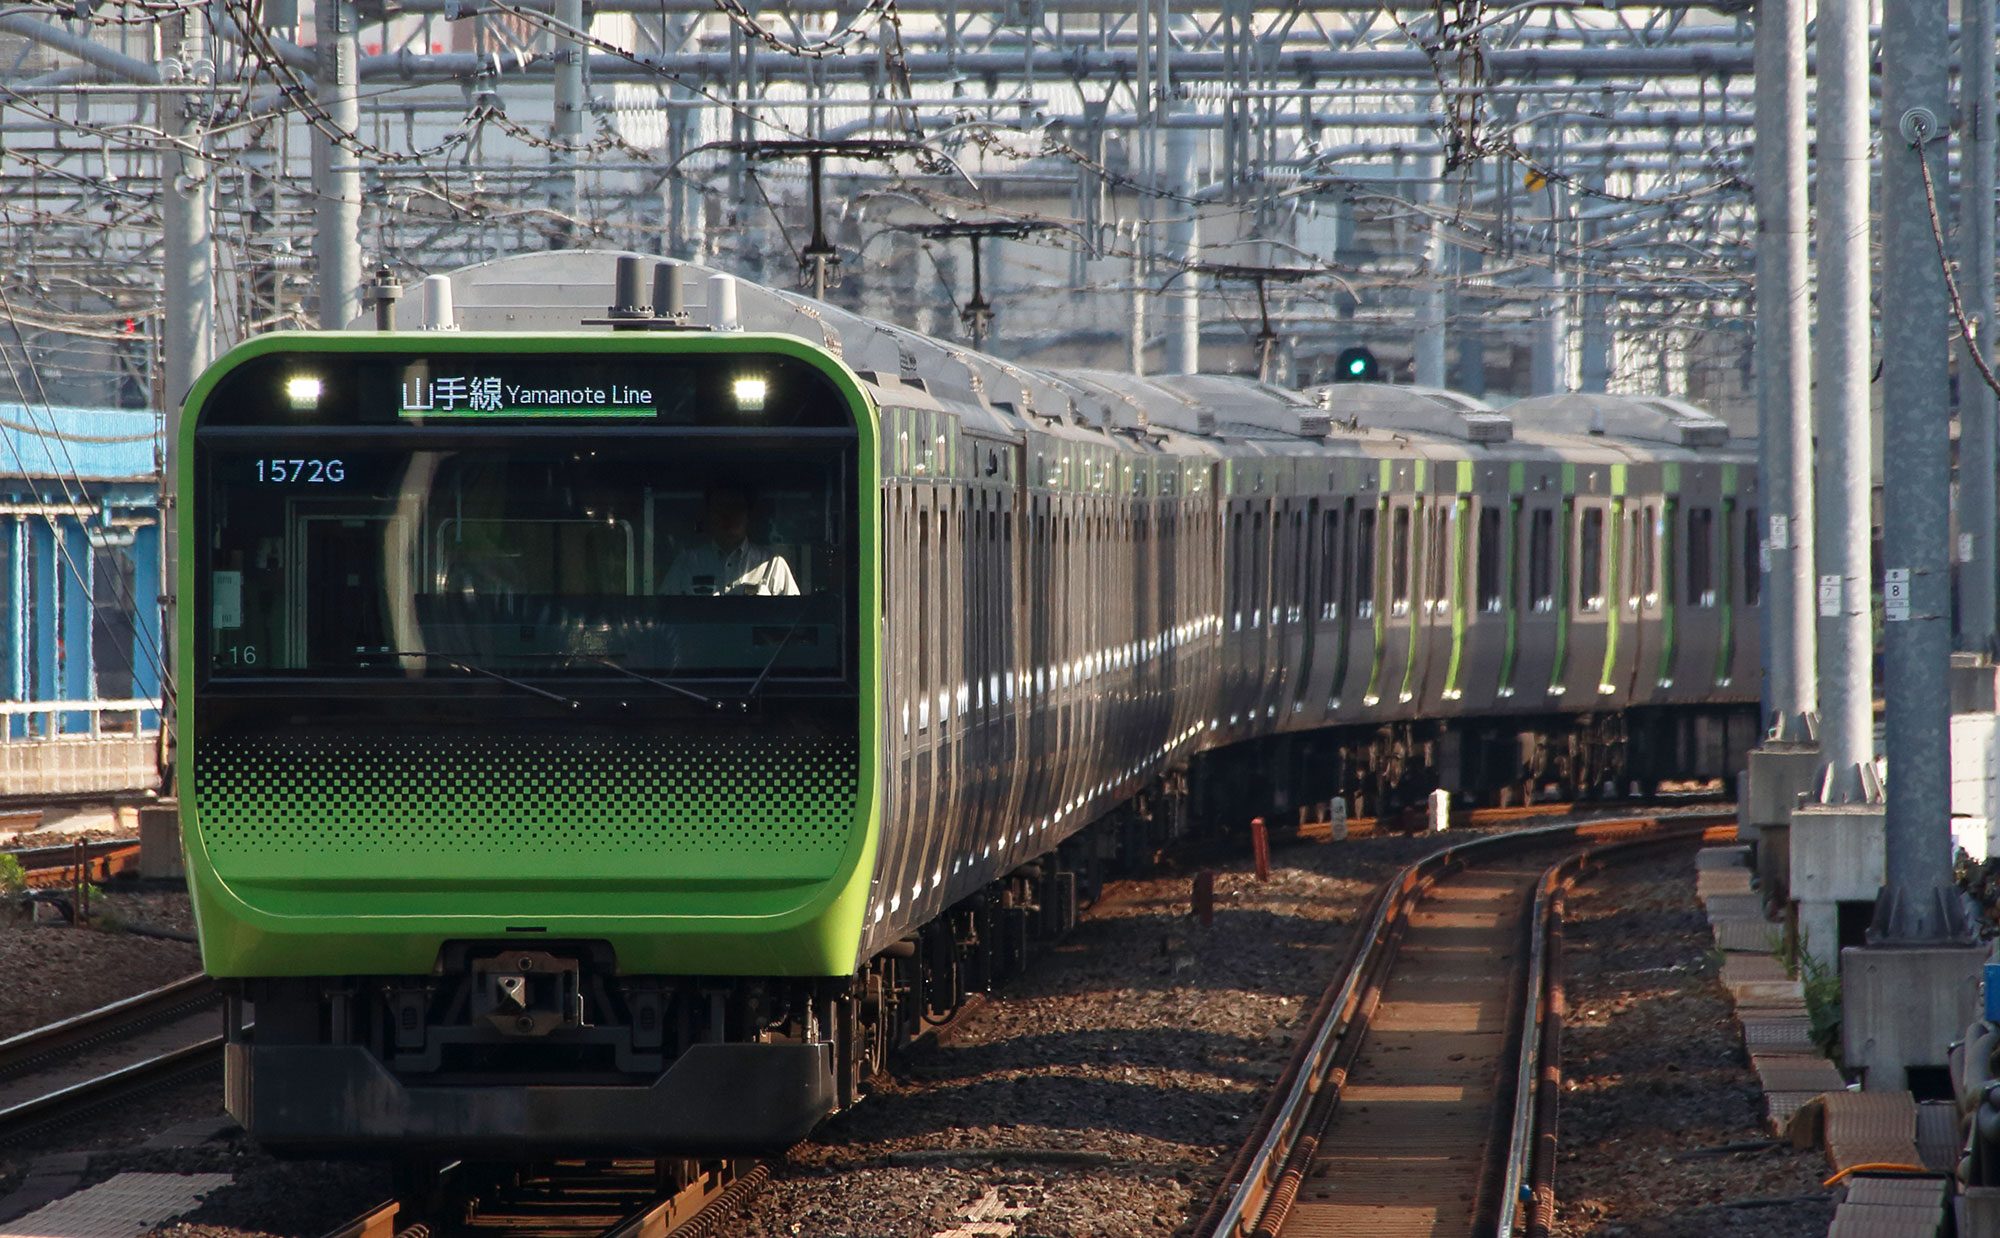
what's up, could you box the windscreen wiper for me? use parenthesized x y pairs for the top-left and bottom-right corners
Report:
(391, 651), (581, 709)
(743, 601), (818, 703)
(577, 656), (731, 711)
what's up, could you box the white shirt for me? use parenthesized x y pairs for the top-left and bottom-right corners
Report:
(663, 541), (799, 596)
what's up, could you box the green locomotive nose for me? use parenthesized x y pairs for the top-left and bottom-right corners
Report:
(179, 334), (882, 983)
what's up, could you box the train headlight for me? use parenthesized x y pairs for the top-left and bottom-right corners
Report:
(732, 376), (769, 411)
(285, 375), (323, 410)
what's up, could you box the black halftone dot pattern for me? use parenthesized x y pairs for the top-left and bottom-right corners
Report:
(193, 734), (858, 860)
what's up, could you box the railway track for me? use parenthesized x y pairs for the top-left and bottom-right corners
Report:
(0, 973), (222, 1142)
(3, 836), (142, 890)
(1199, 812), (1732, 1238)
(323, 1156), (775, 1238)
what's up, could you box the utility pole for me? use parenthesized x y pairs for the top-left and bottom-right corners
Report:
(1751, 0), (1814, 740)
(1958, 0), (1998, 653)
(550, 0), (586, 248)
(1811, 0), (1874, 800)
(1166, 117), (1202, 376)
(1412, 153), (1446, 388)
(313, 0), (362, 327)
(1875, 0), (1961, 941)
(160, 11), (214, 405)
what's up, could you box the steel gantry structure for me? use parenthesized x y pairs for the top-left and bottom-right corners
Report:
(0, 0), (1795, 415)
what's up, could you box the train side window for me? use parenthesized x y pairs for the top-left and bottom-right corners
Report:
(1687, 506), (1717, 607)
(1741, 506), (1761, 606)
(1632, 508), (1656, 605)
(1424, 508), (1448, 615)
(1252, 509), (1268, 627)
(1230, 509), (1245, 630)
(1354, 507), (1377, 618)
(1578, 507), (1605, 612)
(1390, 506), (1412, 615)
(1528, 508), (1555, 612)
(1477, 506), (1503, 613)
(1320, 508), (1341, 620)
(917, 507), (931, 730)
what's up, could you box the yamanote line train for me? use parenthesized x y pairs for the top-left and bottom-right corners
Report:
(175, 251), (1759, 1160)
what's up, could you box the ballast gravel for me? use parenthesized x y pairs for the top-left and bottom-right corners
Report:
(727, 827), (1460, 1238)
(1551, 853), (1836, 1237)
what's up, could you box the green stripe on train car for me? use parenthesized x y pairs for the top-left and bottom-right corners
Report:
(176, 331), (885, 979)
(1444, 495), (1471, 698)
(1599, 497), (1623, 695)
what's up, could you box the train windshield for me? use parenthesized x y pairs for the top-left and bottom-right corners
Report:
(197, 439), (855, 687)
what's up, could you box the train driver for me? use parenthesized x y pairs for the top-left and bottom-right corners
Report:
(662, 483), (800, 596)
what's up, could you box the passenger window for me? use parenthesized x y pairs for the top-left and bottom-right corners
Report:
(917, 508), (931, 730)
(1252, 509), (1267, 626)
(1529, 509), (1555, 612)
(1425, 509), (1450, 614)
(1354, 508), (1378, 618)
(1578, 508), (1605, 612)
(1230, 510), (1245, 630)
(1391, 507), (1412, 614)
(1688, 507), (1717, 607)
(1320, 509), (1341, 620)
(1477, 506), (1504, 613)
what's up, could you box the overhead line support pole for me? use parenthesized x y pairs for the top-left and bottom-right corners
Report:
(1876, 0), (1963, 941)
(313, 0), (363, 326)
(1751, 0), (1814, 739)
(1957, 0), (1998, 653)
(1812, 0), (1874, 799)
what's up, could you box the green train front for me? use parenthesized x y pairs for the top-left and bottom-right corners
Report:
(178, 333), (879, 1156)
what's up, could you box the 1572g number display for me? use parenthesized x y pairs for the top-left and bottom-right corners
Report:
(256, 458), (345, 483)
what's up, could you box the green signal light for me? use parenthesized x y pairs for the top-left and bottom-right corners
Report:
(1334, 345), (1379, 383)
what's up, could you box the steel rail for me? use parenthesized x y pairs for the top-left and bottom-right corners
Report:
(0, 973), (213, 1078)
(1199, 812), (1727, 1238)
(0, 973), (224, 1143)
(0, 1036), (222, 1137)
(321, 1152), (781, 1238)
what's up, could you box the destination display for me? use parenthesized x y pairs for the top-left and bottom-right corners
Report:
(398, 374), (657, 418)
(193, 347), (853, 431)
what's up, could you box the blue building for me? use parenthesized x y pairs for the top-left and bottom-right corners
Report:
(0, 403), (163, 799)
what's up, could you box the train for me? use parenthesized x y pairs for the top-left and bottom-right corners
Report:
(175, 251), (1760, 1163)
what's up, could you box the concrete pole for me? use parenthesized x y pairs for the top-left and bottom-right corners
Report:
(1166, 116), (1201, 376)
(159, 8), (213, 747)
(1579, 168), (1614, 392)
(1958, 0), (1998, 653)
(1529, 198), (1567, 396)
(1812, 0), (1875, 801)
(1456, 243), (1486, 396)
(160, 12), (213, 408)
(1752, 0), (1815, 739)
(312, 0), (363, 328)
(1413, 154), (1447, 388)
(1130, 234), (1148, 376)
(550, 0), (586, 248)
(1877, 0), (1961, 941)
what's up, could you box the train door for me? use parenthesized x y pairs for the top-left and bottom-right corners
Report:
(1594, 496), (1627, 700)
(1001, 446), (1026, 839)
(1438, 491), (1474, 708)
(1511, 486), (1560, 701)
(1652, 496), (1678, 695)
(1621, 499), (1661, 705)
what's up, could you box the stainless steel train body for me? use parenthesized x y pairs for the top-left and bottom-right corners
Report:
(201, 252), (1759, 1158)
